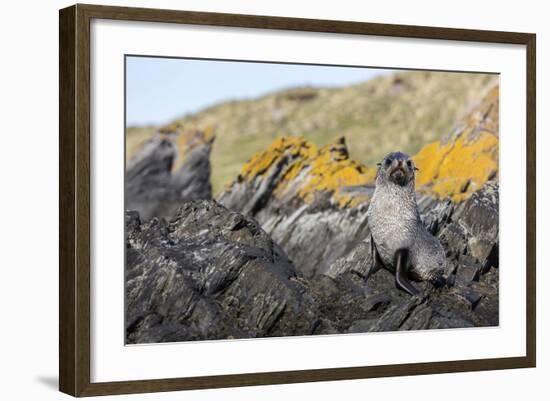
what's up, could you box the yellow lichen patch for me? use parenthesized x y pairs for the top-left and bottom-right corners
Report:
(174, 126), (215, 154)
(413, 142), (451, 188)
(239, 136), (316, 181)
(172, 126), (215, 172)
(414, 135), (498, 202)
(238, 135), (376, 208)
(292, 140), (376, 206)
(413, 84), (499, 202)
(158, 123), (181, 134)
(430, 133), (498, 202)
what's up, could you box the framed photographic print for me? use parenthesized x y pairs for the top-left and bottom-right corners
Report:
(59, 3), (536, 397)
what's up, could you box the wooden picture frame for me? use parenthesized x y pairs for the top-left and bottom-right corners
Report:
(59, 3), (536, 397)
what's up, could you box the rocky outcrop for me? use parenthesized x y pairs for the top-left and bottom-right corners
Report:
(125, 84), (500, 343)
(219, 136), (376, 277)
(125, 126), (214, 221)
(325, 181), (499, 331)
(125, 200), (322, 343)
(126, 181), (498, 343)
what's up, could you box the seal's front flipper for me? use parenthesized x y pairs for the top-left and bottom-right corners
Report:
(394, 249), (419, 296)
(366, 235), (382, 281)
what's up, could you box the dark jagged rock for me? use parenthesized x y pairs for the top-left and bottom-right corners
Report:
(126, 178), (499, 343)
(125, 200), (321, 343)
(125, 127), (214, 221)
(455, 181), (499, 271)
(323, 181), (499, 330)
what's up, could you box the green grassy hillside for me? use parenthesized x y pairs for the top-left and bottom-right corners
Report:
(127, 70), (496, 195)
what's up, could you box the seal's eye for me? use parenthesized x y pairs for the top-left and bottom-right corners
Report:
(384, 159), (392, 167)
(406, 160), (413, 168)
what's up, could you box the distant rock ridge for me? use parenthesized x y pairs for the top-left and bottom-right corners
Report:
(125, 126), (214, 220)
(127, 71), (496, 194)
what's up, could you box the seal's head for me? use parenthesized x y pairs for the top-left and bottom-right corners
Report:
(376, 151), (417, 187)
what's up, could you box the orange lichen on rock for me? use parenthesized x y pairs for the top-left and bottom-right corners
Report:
(414, 84), (499, 202)
(238, 136), (376, 208)
(239, 136), (316, 181)
(168, 125), (215, 172)
(293, 139), (376, 207)
(174, 125), (215, 155)
(414, 134), (498, 202)
(234, 84), (498, 207)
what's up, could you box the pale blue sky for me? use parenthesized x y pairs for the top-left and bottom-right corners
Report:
(126, 56), (395, 127)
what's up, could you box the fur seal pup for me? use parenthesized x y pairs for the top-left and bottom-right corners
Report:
(366, 151), (446, 295)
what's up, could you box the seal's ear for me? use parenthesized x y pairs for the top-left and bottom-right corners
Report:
(414, 166), (419, 171)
